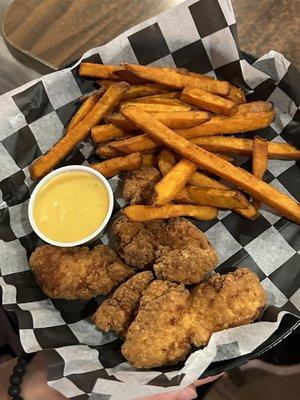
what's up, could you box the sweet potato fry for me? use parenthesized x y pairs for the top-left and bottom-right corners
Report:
(97, 144), (121, 158)
(147, 92), (179, 99)
(30, 83), (129, 180)
(120, 101), (191, 112)
(108, 134), (158, 154)
(181, 86), (238, 116)
(91, 152), (142, 178)
(213, 153), (233, 162)
(142, 153), (157, 168)
(237, 101), (273, 114)
(66, 90), (105, 133)
(227, 86), (246, 104)
(187, 171), (258, 219)
(125, 84), (170, 99)
(105, 113), (137, 130)
(191, 136), (300, 160)
(98, 79), (122, 88)
(158, 149), (176, 175)
(149, 111), (211, 129)
(176, 108), (275, 137)
(79, 63), (122, 79)
(153, 159), (197, 205)
(122, 106), (300, 224)
(175, 186), (250, 210)
(124, 64), (231, 96)
(189, 171), (228, 190)
(113, 69), (150, 84)
(123, 204), (218, 221)
(91, 124), (127, 143)
(123, 97), (189, 106)
(107, 111), (210, 131)
(252, 137), (268, 211)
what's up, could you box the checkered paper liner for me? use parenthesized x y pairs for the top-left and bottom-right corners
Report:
(0, 0), (299, 398)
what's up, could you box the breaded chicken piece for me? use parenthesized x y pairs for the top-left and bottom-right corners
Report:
(29, 245), (134, 300)
(122, 280), (191, 369)
(121, 269), (265, 369)
(112, 216), (217, 284)
(154, 218), (218, 284)
(93, 271), (154, 336)
(123, 167), (161, 205)
(186, 268), (266, 347)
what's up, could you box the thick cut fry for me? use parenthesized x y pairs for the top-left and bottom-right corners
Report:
(122, 106), (300, 224)
(150, 111), (211, 129)
(97, 144), (121, 158)
(123, 97), (189, 106)
(120, 102), (191, 113)
(237, 101), (273, 114)
(252, 137), (268, 211)
(158, 149), (176, 175)
(176, 109), (275, 137)
(125, 84), (170, 99)
(142, 154), (157, 168)
(98, 79), (122, 88)
(113, 69), (150, 84)
(123, 204), (218, 221)
(213, 153), (233, 162)
(147, 92), (179, 99)
(91, 152), (142, 178)
(91, 124), (127, 143)
(181, 86), (238, 116)
(67, 90), (104, 133)
(189, 171), (228, 190)
(108, 134), (158, 154)
(154, 159), (197, 205)
(79, 63), (121, 79)
(125, 64), (230, 96)
(30, 83), (129, 180)
(191, 136), (300, 160)
(187, 171), (257, 219)
(105, 114), (137, 130)
(106, 111), (210, 131)
(227, 86), (246, 104)
(176, 186), (250, 210)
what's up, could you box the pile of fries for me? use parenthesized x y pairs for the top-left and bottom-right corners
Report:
(30, 63), (300, 224)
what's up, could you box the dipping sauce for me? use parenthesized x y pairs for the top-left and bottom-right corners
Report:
(33, 171), (109, 243)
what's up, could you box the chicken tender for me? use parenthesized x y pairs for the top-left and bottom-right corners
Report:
(93, 271), (154, 336)
(122, 280), (191, 369)
(112, 216), (217, 284)
(186, 268), (266, 347)
(121, 269), (265, 369)
(123, 167), (161, 205)
(29, 245), (134, 300)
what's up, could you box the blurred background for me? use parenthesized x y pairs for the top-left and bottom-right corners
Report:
(0, 0), (299, 399)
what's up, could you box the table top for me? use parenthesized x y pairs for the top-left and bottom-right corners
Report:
(2, 0), (299, 72)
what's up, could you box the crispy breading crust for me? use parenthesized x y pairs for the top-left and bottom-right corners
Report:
(123, 167), (161, 205)
(121, 269), (266, 368)
(93, 271), (154, 336)
(29, 245), (134, 300)
(112, 216), (218, 284)
(122, 280), (191, 368)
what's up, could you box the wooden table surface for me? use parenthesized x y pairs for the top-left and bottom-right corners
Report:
(2, 0), (299, 73)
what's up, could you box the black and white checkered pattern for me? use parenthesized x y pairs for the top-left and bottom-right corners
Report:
(0, 0), (299, 398)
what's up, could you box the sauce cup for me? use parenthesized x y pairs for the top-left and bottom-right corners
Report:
(28, 165), (114, 247)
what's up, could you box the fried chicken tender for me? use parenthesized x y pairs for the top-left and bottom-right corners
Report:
(121, 269), (266, 369)
(29, 245), (134, 300)
(186, 268), (267, 347)
(93, 271), (154, 336)
(122, 280), (191, 369)
(112, 216), (217, 284)
(123, 167), (161, 205)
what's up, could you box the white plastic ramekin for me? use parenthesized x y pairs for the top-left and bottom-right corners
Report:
(28, 165), (114, 247)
